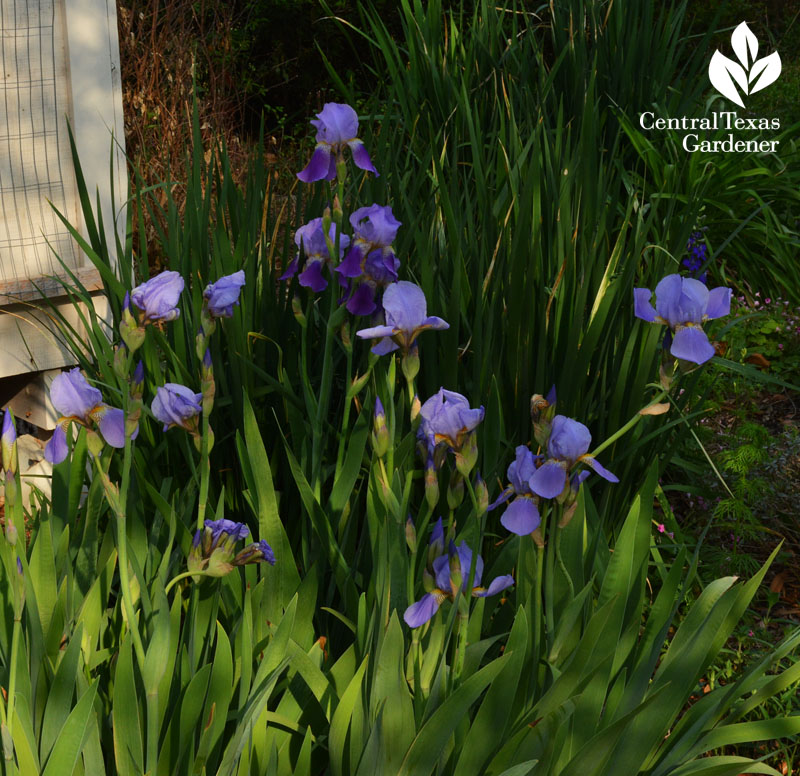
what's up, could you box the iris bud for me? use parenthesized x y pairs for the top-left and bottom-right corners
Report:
(447, 471), (465, 510)
(401, 344), (420, 384)
(372, 397), (389, 458)
(454, 432), (478, 477)
(405, 517), (417, 554)
(86, 429), (105, 457)
(424, 456), (439, 510)
(448, 554), (463, 596)
(292, 296), (307, 328)
(474, 472), (488, 517)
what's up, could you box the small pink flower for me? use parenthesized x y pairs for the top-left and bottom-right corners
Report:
(657, 523), (666, 533)
(748, 629), (754, 637)
(765, 298), (771, 304)
(778, 344), (784, 350)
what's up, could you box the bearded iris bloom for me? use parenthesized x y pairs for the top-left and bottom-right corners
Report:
(188, 519), (275, 578)
(336, 205), (402, 315)
(44, 369), (132, 464)
(634, 274), (731, 365)
(529, 415), (618, 500)
(130, 270), (184, 323)
(204, 270), (246, 318)
(280, 218), (350, 292)
(489, 446), (542, 536)
(297, 103), (378, 182)
(151, 384), (202, 432)
(417, 388), (484, 460)
(404, 541), (513, 628)
(356, 281), (449, 355)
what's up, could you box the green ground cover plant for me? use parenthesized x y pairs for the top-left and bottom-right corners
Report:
(0, 0), (798, 773)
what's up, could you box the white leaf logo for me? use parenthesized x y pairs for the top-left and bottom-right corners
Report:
(708, 22), (781, 106)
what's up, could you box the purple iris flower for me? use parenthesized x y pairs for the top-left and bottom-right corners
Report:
(488, 446), (542, 536)
(297, 103), (378, 182)
(634, 274), (731, 365)
(418, 388), (484, 456)
(336, 205), (402, 314)
(355, 281), (449, 355)
(280, 218), (350, 292)
(130, 270), (184, 323)
(204, 270), (245, 318)
(529, 415), (618, 500)
(151, 384), (202, 432)
(189, 519), (275, 578)
(404, 541), (514, 628)
(44, 369), (132, 464)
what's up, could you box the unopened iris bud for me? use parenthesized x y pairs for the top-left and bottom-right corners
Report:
(322, 206), (333, 242)
(410, 394), (421, 423)
(5, 519), (17, 546)
(424, 456), (439, 510)
(340, 322), (352, 353)
(448, 553), (463, 596)
(401, 344), (420, 384)
(533, 421), (551, 450)
(405, 516), (417, 553)
(447, 471), (465, 510)
(474, 472), (488, 516)
(291, 296), (307, 328)
(86, 429), (105, 457)
(372, 397), (389, 458)
(2, 409), (17, 475)
(113, 343), (128, 380)
(119, 293), (145, 352)
(333, 193), (344, 226)
(454, 432), (478, 477)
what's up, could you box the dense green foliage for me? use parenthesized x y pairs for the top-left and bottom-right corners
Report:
(0, 1), (798, 774)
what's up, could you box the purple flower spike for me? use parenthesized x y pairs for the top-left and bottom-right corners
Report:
(356, 281), (449, 354)
(634, 274), (731, 365)
(404, 541), (512, 628)
(297, 103), (378, 182)
(44, 369), (131, 463)
(529, 415), (618, 500)
(151, 384), (202, 432)
(418, 388), (484, 454)
(131, 270), (184, 323)
(204, 270), (246, 318)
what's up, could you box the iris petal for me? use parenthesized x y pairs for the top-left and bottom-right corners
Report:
(500, 497), (541, 535)
(297, 144), (333, 183)
(633, 287), (657, 322)
(529, 461), (567, 499)
(348, 139), (378, 176)
(404, 593), (441, 628)
(582, 456), (619, 483)
(44, 425), (69, 464)
(706, 287), (732, 319)
(474, 574), (514, 598)
(671, 326), (715, 364)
